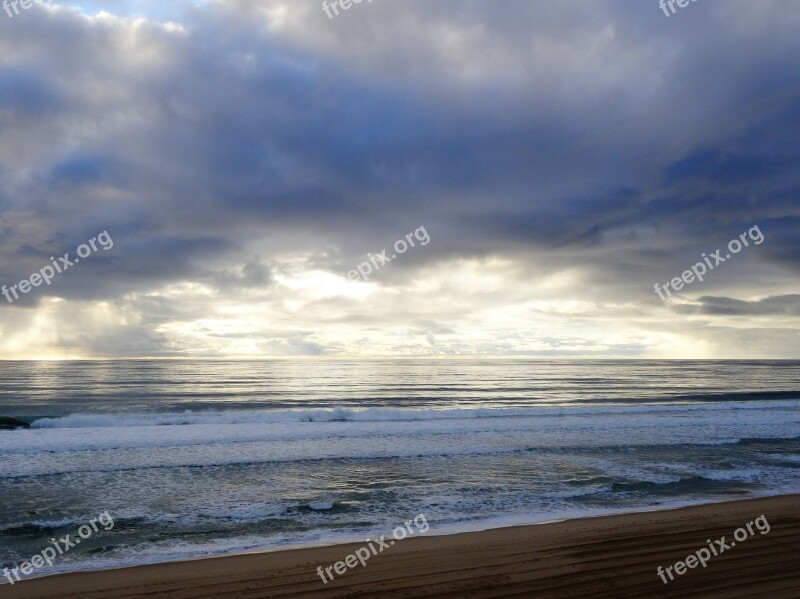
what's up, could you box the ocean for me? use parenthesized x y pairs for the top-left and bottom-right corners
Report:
(1, 359), (799, 578)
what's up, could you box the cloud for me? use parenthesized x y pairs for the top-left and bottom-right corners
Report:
(675, 295), (800, 316)
(0, 0), (798, 357)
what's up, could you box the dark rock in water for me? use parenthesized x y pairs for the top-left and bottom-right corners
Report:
(0, 417), (30, 430)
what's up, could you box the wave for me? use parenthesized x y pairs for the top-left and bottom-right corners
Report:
(0, 417), (30, 430)
(0, 511), (142, 534)
(734, 437), (800, 448)
(26, 400), (800, 429)
(609, 475), (759, 496)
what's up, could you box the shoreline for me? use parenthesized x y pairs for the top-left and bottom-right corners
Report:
(3, 493), (798, 598)
(3, 493), (789, 582)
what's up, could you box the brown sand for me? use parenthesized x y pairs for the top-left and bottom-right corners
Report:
(3, 494), (799, 598)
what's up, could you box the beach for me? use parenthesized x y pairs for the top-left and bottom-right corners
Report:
(3, 494), (798, 598)
(2, 361), (799, 589)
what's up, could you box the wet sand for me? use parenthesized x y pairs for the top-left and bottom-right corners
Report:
(3, 494), (799, 598)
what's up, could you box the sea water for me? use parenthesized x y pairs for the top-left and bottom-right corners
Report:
(0, 359), (798, 577)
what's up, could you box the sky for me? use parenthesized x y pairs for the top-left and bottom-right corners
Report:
(0, 0), (798, 359)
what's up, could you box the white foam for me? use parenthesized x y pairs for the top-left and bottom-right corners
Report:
(28, 401), (800, 429)
(0, 401), (797, 478)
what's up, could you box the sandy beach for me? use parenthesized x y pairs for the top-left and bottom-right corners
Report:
(3, 494), (798, 599)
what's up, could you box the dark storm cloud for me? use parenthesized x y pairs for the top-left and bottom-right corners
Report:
(2, 2), (797, 262)
(0, 68), (62, 118)
(203, 257), (272, 291)
(676, 295), (800, 316)
(0, 0), (798, 356)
